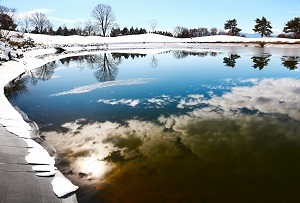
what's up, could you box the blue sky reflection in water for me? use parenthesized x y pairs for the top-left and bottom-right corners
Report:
(7, 49), (300, 202)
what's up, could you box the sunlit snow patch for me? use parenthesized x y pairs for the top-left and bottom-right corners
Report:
(5, 127), (31, 138)
(32, 165), (56, 172)
(25, 148), (55, 165)
(23, 138), (44, 148)
(52, 177), (79, 197)
(36, 171), (56, 177)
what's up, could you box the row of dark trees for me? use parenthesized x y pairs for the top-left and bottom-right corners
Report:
(110, 27), (174, 37)
(173, 17), (271, 38)
(1, 4), (300, 39)
(110, 26), (147, 37)
(172, 17), (300, 39)
(30, 25), (95, 36)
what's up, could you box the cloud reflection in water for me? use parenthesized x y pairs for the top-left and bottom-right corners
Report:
(43, 77), (300, 202)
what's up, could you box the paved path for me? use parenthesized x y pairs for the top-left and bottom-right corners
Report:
(0, 125), (77, 203)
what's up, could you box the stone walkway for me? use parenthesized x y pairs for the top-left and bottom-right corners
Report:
(0, 125), (77, 203)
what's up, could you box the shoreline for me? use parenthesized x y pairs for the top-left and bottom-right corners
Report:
(1, 39), (300, 201)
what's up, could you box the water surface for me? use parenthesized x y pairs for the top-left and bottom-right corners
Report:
(6, 48), (300, 202)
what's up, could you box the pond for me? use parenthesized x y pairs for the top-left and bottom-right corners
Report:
(6, 48), (300, 202)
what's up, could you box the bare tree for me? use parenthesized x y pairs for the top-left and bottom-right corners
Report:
(173, 26), (190, 38)
(198, 27), (209, 37)
(210, 27), (218, 35)
(83, 20), (95, 36)
(91, 4), (115, 37)
(149, 55), (159, 68)
(29, 12), (50, 33)
(19, 16), (30, 33)
(149, 19), (157, 32)
(75, 21), (83, 36)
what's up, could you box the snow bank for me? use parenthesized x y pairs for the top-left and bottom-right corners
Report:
(25, 148), (55, 165)
(51, 177), (79, 198)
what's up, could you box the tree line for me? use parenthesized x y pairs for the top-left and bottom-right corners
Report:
(1, 4), (300, 39)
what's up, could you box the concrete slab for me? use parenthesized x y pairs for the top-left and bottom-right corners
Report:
(0, 125), (77, 203)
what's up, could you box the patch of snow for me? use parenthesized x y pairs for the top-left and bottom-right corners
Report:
(25, 148), (55, 165)
(51, 177), (79, 198)
(36, 171), (56, 177)
(32, 164), (56, 172)
(5, 127), (31, 138)
(51, 78), (157, 96)
(23, 138), (44, 148)
(0, 119), (31, 130)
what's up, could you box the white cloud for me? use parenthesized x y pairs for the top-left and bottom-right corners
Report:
(148, 98), (165, 105)
(48, 16), (87, 24)
(177, 94), (205, 109)
(98, 99), (140, 107)
(17, 9), (54, 19)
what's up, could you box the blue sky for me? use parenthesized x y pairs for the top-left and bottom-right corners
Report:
(1, 0), (300, 34)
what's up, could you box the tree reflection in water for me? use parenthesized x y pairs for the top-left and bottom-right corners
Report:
(84, 53), (121, 82)
(149, 55), (159, 68)
(172, 50), (218, 59)
(4, 75), (29, 100)
(5, 61), (57, 100)
(251, 53), (272, 70)
(33, 61), (57, 81)
(281, 56), (300, 70)
(223, 54), (241, 68)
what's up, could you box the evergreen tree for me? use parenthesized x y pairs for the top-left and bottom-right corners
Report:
(122, 27), (129, 35)
(42, 28), (47, 34)
(69, 28), (77, 35)
(48, 26), (54, 35)
(56, 26), (63, 35)
(63, 26), (69, 36)
(253, 16), (273, 37)
(283, 17), (300, 39)
(134, 27), (139, 34)
(224, 19), (242, 36)
(129, 26), (134, 35)
(139, 28), (147, 34)
(110, 27), (121, 37)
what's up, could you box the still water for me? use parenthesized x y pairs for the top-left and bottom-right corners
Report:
(6, 48), (300, 202)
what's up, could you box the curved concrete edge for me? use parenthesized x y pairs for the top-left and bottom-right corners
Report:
(0, 48), (91, 202)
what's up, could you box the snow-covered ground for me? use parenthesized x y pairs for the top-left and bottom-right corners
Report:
(21, 33), (300, 45)
(0, 32), (300, 199)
